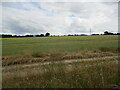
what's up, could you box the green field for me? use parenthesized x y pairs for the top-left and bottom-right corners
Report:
(2, 35), (119, 88)
(2, 35), (118, 56)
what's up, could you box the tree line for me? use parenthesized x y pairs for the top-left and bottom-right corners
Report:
(0, 31), (120, 38)
(0, 32), (50, 38)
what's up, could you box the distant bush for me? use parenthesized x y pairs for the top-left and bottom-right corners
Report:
(99, 47), (118, 52)
(36, 34), (44, 37)
(92, 34), (99, 35)
(32, 53), (42, 57)
(99, 47), (111, 52)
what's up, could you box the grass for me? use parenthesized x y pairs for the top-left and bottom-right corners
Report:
(2, 57), (119, 88)
(2, 35), (119, 88)
(2, 49), (118, 66)
(2, 35), (118, 56)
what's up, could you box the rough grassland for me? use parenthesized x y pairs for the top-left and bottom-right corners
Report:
(2, 35), (119, 88)
(3, 57), (119, 88)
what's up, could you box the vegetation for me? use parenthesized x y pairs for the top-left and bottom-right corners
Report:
(1, 31), (120, 38)
(2, 35), (118, 56)
(2, 49), (118, 66)
(3, 57), (119, 88)
(45, 32), (50, 36)
(2, 35), (119, 88)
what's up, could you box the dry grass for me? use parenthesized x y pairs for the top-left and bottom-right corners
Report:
(2, 57), (118, 88)
(2, 35), (119, 88)
(2, 48), (118, 66)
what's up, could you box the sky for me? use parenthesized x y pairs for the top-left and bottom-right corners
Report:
(1, 0), (119, 35)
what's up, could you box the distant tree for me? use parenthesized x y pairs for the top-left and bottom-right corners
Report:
(25, 35), (33, 37)
(92, 34), (99, 35)
(35, 35), (39, 37)
(0, 34), (2, 38)
(104, 31), (114, 35)
(104, 31), (109, 35)
(40, 34), (44, 37)
(2, 34), (12, 38)
(45, 32), (50, 36)
(117, 33), (120, 35)
(80, 34), (87, 36)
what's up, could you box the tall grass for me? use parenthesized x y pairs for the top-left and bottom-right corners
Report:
(3, 57), (118, 88)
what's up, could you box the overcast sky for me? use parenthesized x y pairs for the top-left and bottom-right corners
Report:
(1, 0), (119, 35)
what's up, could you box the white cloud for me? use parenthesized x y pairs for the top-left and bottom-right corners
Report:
(1, 0), (120, 2)
(2, 2), (118, 35)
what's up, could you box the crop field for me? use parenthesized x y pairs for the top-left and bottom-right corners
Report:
(2, 35), (119, 88)
(2, 35), (118, 56)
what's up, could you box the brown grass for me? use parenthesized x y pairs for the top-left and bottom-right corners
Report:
(2, 49), (118, 66)
(2, 57), (118, 88)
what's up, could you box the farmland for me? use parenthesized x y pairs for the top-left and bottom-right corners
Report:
(2, 35), (119, 88)
(2, 35), (118, 56)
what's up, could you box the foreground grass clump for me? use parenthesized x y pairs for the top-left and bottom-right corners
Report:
(3, 57), (118, 88)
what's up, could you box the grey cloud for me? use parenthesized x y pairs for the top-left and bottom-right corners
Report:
(3, 16), (46, 34)
(2, 2), (118, 35)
